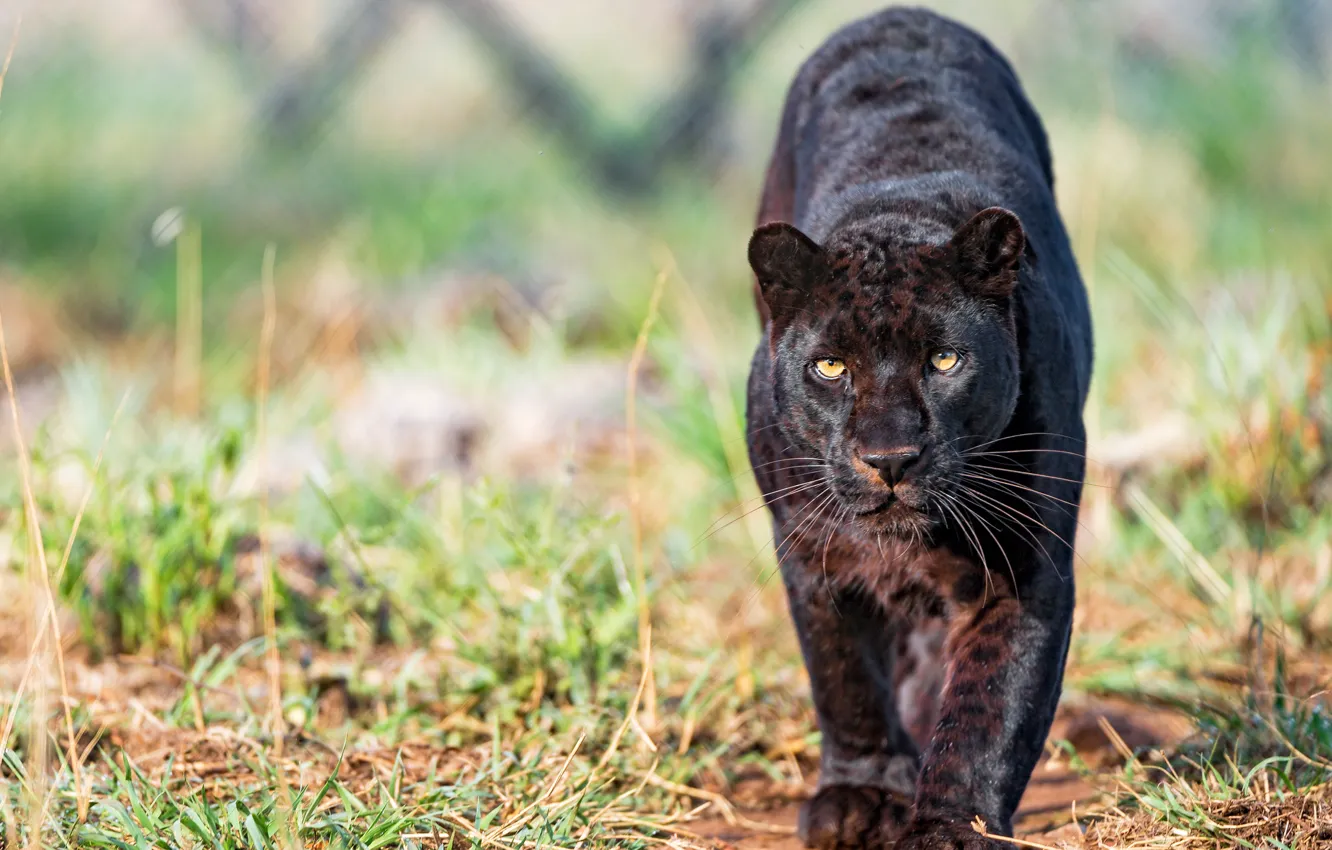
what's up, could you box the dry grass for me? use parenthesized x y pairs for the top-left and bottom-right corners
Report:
(1087, 784), (1332, 849)
(3, 2), (1332, 847)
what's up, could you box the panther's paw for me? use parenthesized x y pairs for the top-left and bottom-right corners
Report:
(798, 785), (912, 849)
(895, 815), (1008, 850)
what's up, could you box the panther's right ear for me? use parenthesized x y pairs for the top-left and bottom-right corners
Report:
(948, 207), (1025, 300)
(748, 222), (827, 326)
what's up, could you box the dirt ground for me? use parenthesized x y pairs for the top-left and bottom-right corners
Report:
(688, 699), (1191, 847)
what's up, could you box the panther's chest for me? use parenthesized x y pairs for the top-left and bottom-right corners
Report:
(775, 498), (1004, 622)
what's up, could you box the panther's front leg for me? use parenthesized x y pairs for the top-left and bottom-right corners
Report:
(898, 565), (1074, 848)
(782, 564), (919, 849)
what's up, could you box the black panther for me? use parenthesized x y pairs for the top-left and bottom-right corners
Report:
(744, 7), (1092, 847)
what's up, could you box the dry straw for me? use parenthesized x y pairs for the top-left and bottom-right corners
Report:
(624, 265), (668, 734)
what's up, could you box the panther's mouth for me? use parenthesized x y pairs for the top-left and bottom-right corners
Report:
(851, 485), (933, 515)
(846, 487), (938, 537)
(854, 495), (897, 516)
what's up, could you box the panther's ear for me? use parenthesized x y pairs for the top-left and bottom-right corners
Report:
(949, 207), (1025, 299)
(748, 222), (828, 325)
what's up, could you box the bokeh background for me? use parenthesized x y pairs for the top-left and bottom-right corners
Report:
(2, 0), (1331, 846)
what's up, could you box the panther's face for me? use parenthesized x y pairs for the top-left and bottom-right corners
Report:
(750, 207), (1024, 539)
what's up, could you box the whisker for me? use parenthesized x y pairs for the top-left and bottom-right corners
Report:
(741, 485), (841, 613)
(961, 475), (1087, 541)
(937, 492), (995, 601)
(698, 493), (814, 547)
(704, 474), (823, 526)
(720, 458), (826, 485)
(781, 488), (841, 561)
(698, 478), (828, 545)
(947, 431), (1087, 451)
(727, 472), (826, 503)
(962, 447), (1091, 463)
(961, 482), (1072, 549)
(750, 456), (827, 468)
(962, 452), (1029, 475)
(745, 421), (785, 438)
(956, 484), (1077, 580)
(739, 484), (836, 611)
(944, 489), (1020, 601)
(958, 467), (1102, 542)
(783, 492), (836, 559)
(821, 503), (851, 616)
(964, 462), (1109, 489)
(960, 471), (1084, 511)
(717, 420), (786, 449)
(752, 464), (832, 477)
(961, 487), (1062, 580)
(821, 503), (849, 572)
(724, 462), (830, 489)
(700, 457), (828, 499)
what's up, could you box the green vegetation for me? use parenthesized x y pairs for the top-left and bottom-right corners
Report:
(2, 1), (1330, 846)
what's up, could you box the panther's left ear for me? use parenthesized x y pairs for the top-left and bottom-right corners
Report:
(748, 222), (828, 326)
(949, 207), (1025, 299)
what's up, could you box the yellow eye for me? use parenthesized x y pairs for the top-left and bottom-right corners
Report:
(930, 350), (961, 372)
(814, 358), (847, 380)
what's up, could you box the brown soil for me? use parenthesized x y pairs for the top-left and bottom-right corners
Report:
(686, 698), (1191, 849)
(1, 605), (1191, 850)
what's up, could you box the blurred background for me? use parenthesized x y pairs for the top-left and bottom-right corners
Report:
(1, 0), (1331, 844)
(2, 0), (1330, 453)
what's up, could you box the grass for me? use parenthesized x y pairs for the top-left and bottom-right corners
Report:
(3, 1), (1332, 847)
(1083, 644), (1332, 847)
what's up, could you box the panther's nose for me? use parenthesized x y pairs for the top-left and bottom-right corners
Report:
(860, 448), (923, 486)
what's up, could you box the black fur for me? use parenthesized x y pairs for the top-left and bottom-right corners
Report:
(745, 8), (1092, 848)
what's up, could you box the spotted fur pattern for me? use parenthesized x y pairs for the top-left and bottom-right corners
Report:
(745, 8), (1092, 848)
